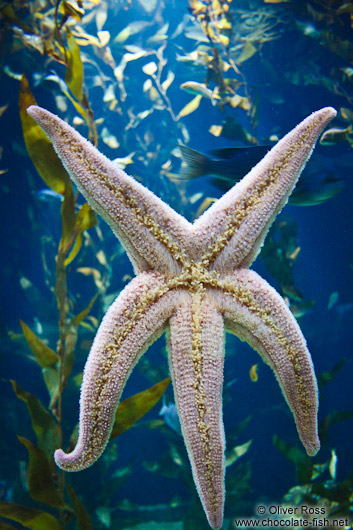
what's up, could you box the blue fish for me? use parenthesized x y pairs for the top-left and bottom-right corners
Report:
(36, 189), (63, 203)
(159, 401), (182, 436)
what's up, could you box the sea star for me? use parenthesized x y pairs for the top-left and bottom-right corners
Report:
(28, 105), (336, 529)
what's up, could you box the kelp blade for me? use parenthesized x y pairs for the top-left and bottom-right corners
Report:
(110, 377), (171, 439)
(10, 380), (60, 457)
(19, 322), (60, 410)
(20, 320), (59, 368)
(68, 484), (93, 530)
(66, 28), (84, 101)
(19, 75), (69, 194)
(273, 435), (313, 484)
(0, 501), (60, 530)
(18, 437), (68, 509)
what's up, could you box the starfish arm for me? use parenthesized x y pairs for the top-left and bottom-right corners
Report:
(212, 269), (319, 457)
(167, 292), (225, 530)
(27, 106), (193, 275)
(54, 272), (177, 471)
(193, 107), (336, 271)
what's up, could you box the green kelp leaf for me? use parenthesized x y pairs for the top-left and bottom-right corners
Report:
(0, 4), (34, 34)
(75, 203), (97, 231)
(319, 410), (353, 447)
(62, 324), (77, 389)
(64, 203), (97, 266)
(225, 439), (252, 467)
(311, 477), (353, 507)
(19, 321), (60, 410)
(10, 381), (60, 458)
(72, 372), (83, 388)
(110, 377), (171, 439)
(65, 27), (83, 101)
(19, 75), (68, 194)
(66, 28), (84, 102)
(227, 415), (252, 445)
(227, 460), (252, 497)
(18, 437), (67, 509)
(177, 94), (202, 119)
(60, 180), (76, 247)
(273, 435), (313, 484)
(54, 252), (68, 317)
(318, 358), (346, 392)
(62, 87), (91, 130)
(67, 484), (93, 530)
(0, 522), (19, 530)
(71, 292), (99, 328)
(64, 232), (83, 267)
(20, 321), (59, 368)
(0, 501), (60, 530)
(143, 450), (182, 479)
(43, 366), (61, 411)
(60, 0), (84, 23)
(237, 41), (257, 64)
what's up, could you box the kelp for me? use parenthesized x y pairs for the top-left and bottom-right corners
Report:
(273, 359), (353, 515)
(63, 28), (97, 144)
(319, 410), (353, 447)
(1, 87), (170, 530)
(9, 380), (60, 460)
(273, 435), (313, 484)
(12, 0), (97, 143)
(110, 377), (171, 439)
(261, 217), (315, 318)
(17, 437), (69, 509)
(0, 502), (61, 530)
(318, 358), (346, 393)
(186, 0), (249, 110)
(19, 76), (68, 195)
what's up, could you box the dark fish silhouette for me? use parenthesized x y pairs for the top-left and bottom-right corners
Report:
(179, 145), (344, 206)
(289, 173), (343, 206)
(179, 144), (270, 181)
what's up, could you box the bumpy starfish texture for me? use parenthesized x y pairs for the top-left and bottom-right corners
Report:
(28, 104), (336, 530)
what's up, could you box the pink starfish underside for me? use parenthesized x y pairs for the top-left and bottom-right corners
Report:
(28, 104), (336, 530)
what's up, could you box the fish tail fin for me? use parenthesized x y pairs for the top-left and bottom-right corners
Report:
(178, 144), (211, 179)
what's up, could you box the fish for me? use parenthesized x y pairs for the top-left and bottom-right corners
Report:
(114, 21), (151, 43)
(319, 126), (352, 146)
(287, 299), (315, 319)
(159, 401), (182, 435)
(179, 145), (344, 206)
(185, 26), (210, 43)
(295, 20), (321, 40)
(225, 440), (252, 467)
(33, 71), (64, 90)
(334, 302), (353, 320)
(96, 506), (112, 528)
(180, 81), (220, 104)
(289, 173), (343, 206)
(176, 48), (211, 68)
(178, 144), (270, 180)
(328, 291), (339, 310)
(112, 152), (136, 170)
(36, 189), (64, 203)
